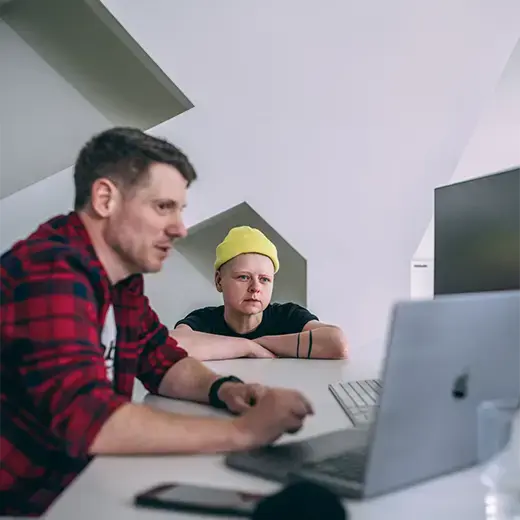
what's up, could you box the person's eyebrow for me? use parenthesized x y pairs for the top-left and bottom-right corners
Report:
(153, 198), (187, 209)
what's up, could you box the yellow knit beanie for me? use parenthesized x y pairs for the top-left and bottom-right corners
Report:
(214, 226), (280, 273)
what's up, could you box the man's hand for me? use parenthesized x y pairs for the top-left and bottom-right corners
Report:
(218, 382), (268, 414)
(247, 340), (276, 359)
(231, 388), (314, 448)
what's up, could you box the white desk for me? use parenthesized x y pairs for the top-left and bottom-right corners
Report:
(44, 359), (487, 520)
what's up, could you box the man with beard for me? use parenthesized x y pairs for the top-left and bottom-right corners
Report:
(0, 127), (313, 516)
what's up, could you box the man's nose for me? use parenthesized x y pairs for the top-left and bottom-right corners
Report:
(166, 218), (187, 239)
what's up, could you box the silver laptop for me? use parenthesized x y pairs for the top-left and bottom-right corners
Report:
(225, 290), (520, 499)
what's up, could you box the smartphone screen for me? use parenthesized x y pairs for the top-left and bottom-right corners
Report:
(135, 483), (265, 516)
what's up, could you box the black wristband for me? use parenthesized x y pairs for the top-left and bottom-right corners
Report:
(208, 375), (244, 409)
(307, 329), (313, 359)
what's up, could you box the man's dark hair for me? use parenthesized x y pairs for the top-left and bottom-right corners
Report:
(73, 127), (197, 210)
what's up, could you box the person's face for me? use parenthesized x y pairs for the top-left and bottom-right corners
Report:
(93, 162), (188, 275)
(216, 253), (275, 315)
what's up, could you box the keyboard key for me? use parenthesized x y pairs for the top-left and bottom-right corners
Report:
(329, 379), (382, 427)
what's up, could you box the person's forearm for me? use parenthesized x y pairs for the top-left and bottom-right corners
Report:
(170, 329), (253, 361)
(89, 402), (246, 455)
(157, 356), (225, 403)
(255, 327), (348, 359)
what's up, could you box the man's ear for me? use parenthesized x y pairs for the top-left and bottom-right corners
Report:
(91, 178), (119, 217)
(215, 270), (223, 292)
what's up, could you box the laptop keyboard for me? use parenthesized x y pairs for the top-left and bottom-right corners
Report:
(328, 379), (382, 427)
(303, 448), (367, 481)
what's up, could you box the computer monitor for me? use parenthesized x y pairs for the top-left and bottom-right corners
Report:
(434, 167), (520, 296)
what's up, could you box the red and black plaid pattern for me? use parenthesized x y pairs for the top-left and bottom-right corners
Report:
(0, 212), (187, 516)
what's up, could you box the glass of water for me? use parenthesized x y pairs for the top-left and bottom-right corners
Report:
(478, 399), (519, 464)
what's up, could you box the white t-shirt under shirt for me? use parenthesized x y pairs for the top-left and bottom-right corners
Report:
(100, 304), (117, 381)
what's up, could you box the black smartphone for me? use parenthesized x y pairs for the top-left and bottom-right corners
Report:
(134, 482), (266, 517)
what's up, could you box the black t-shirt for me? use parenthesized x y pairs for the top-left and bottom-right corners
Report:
(175, 302), (319, 340)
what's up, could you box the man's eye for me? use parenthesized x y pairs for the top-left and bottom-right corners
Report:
(156, 203), (170, 213)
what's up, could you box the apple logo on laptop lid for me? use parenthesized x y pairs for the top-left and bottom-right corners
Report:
(452, 371), (469, 399)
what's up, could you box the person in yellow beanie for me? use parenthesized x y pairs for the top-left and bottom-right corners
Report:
(171, 226), (348, 360)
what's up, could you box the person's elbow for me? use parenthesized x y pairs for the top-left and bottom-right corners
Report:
(326, 326), (349, 359)
(168, 325), (195, 348)
(169, 324), (191, 338)
(168, 327), (212, 361)
(55, 387), (129, 457)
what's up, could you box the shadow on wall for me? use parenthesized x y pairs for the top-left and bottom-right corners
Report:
(144, 201), (308, 328)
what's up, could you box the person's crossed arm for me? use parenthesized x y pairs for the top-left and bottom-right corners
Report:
(170, 323), (276, 361)
(170, 305), (348, 361)
(253, 320), (348, 360)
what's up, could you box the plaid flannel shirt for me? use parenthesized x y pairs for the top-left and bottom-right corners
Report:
(0, 212), (187, 516)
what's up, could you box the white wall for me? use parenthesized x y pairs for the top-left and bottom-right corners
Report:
(1, 1), (519, 370)
(144, 251), (221, 330)
(0, 20), (111, 198)
(0, 167), (74, 254)
(413, 39), (520, 263)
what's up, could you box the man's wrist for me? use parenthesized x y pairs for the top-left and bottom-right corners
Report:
(208, 376), (244, 409)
